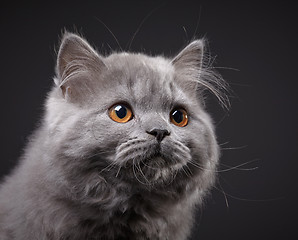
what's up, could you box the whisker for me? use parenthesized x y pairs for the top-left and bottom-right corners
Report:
(126, 2), (166, 51)
(171, 169), (179, 183)
(219, 141), (230, 146)
(220, 145), (248, 151)
(98, 161), (117, 174)
(181, 164), (192, 178)
(165, 168), (178, 186)
(137, 162), (150, 185)
(217, 182), (229, 209)
(188, 159), (259, 173)
(209, 66), (240, 71)
(228, 82), (251, 87)
(215, 111), (229, 126)
(182, 26), (189, 40)
(214, 184), (284, 202)
(191, 5), (202, 40)
(188, 161), (205, 171)
(115, 165), (122, 178)
(87, 149), (114, 159)
(116, 139), (147, 153)
(94, 16), (122, 51)
(218, 159), (260, 172)
(220, 165), (259, 172)
(181, 168), (190, 178)
(141, 160), (160, 170)
(132, 160), (147, 185)
(185, 164), (193, 176)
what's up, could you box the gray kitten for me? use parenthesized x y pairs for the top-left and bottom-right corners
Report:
(0, 32), (228, 240)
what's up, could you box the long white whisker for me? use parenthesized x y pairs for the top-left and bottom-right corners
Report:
(181, 165), (192, 178)
(188, 161), (205, 171)
(99, 161), (117, 174)
(219, 141), (230, 146)
(191, 5), (202, 40)
(137, 162), (150, 185)
(188, 159), (259, 173)
(209, 66), (240, 71)
(94, 17), (122, 51)
(126, 3), (165, 51)
(221, 145), (248, 151)
(141, 161), (160, 170)
(214, 183), (284, 202)
(132, 160), (147, 185)
(218, 159), (260, 172)
(115, 165), (122, 178)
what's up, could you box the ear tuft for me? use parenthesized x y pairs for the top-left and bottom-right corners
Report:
(172, 40), (204, 71)
(172, 40), (230, 109)
(171, 40), (205, 98)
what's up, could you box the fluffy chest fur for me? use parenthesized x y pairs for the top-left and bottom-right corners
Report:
(43, 189), (197, 240)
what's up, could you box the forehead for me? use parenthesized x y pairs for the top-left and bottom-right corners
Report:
(105, 53), (174, 83)
(101, 53), (185, 111)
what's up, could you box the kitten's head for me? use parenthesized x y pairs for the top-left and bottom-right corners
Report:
(46, 33), (227, 202)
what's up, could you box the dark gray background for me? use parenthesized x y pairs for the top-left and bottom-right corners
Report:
(1, 1), (297, 239)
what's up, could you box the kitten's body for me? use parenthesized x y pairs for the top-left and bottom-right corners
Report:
(0, 33), (226, 239)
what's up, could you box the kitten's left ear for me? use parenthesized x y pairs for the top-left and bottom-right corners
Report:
(171, 40), (204, 96)
(172, 40), (230, 108)
(172, 40), (204, 69)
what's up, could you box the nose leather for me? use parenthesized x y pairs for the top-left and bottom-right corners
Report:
(146, 129), (170, 142)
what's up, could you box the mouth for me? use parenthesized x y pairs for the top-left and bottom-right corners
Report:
(114, 139), (192, 185)
(127, 149), (189, 186)
(139, 147), (176, 169)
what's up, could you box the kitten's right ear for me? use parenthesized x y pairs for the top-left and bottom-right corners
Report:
(55, 32), (105, 100)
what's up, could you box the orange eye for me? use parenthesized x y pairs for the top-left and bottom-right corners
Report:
(170, 108), (188, 127)
(109, 104), (133, 123)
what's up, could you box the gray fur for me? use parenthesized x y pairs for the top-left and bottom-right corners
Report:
(0, 32), (226, 239)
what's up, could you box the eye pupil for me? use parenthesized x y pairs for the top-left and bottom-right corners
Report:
(172, 110), (183, 123)
(170, 108), (188, 127)
(115, 105), (127, 119)
(109, 104), (133, 123)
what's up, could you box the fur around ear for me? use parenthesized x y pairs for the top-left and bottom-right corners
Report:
(172, 40), (204, 72)
(171, 40), (204, 98)
(55, 32), (106, 101)
(172, 40), (230, 109)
